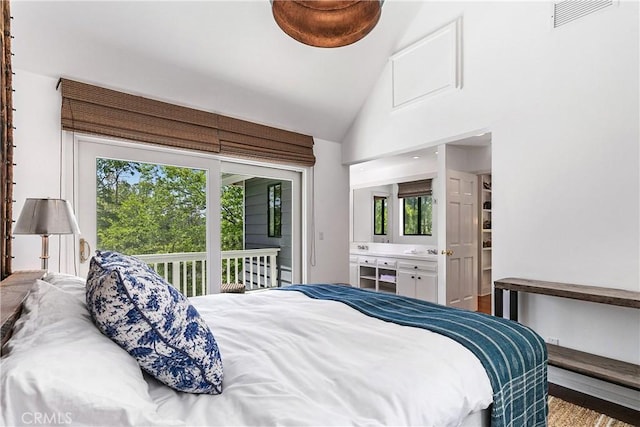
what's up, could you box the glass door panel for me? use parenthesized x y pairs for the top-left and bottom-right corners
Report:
(76, 137), (220, 295)
(96, 158), (207, 296)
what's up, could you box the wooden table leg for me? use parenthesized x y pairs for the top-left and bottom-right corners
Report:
(509, 290), (518, 321)
(495, 288), (503, 317)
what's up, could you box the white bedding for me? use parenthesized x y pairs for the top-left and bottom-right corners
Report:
(147, 290), (493, 426)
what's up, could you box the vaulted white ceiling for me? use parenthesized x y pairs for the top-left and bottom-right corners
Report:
(11, 0), (425, 142)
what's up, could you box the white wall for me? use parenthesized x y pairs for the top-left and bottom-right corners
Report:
(343, 1), (639, 407)
(12, 71), (68, 272)
(11, 71), (350, 285)
(446, 145), (491, 173)
(306, 138), (350, 284)
(350, 155), (438, 188)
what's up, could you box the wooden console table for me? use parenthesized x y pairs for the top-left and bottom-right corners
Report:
(494, 277), (640, 391)
(1, 270), (46, 350)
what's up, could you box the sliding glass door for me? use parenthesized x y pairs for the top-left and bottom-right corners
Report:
(74, 136), (304, 294)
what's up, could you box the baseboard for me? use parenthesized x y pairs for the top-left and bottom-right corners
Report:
(548, 366), (640, 411)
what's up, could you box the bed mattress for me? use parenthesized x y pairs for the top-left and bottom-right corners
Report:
(146, 290), (493, 426)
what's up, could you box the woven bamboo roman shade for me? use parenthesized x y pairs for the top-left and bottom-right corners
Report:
(397, 179), (432, 198)
(61, 79), (221, 154)
(60, 79), (316, 166)
(218, 116), (316, 166)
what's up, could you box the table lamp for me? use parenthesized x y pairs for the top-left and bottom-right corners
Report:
(13, 198), (81, 270)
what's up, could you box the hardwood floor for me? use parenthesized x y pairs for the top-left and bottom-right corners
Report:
(477, 294), (491, 314)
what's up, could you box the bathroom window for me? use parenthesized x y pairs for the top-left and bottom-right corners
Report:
(267, 182), (282, 237)
(402, 196), (433, 235)
(398, 179), (433, 236)
(373, 196), (388, 236)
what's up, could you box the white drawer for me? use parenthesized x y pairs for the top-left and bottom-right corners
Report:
(398, 260), (437, 272)
(358, 256), (377, 266)
(377, 258), (397, 269)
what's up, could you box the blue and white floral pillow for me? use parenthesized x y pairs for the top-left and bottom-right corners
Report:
(86, 251), (223, 394)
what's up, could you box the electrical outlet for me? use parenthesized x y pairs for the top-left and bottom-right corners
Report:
(547, 337), (559, 346)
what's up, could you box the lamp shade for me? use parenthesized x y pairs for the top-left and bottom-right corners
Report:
(14, 198), (81, 235)
(272, 0), (382, 48)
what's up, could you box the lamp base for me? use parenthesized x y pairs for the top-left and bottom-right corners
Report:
(40, 234), (49, 271)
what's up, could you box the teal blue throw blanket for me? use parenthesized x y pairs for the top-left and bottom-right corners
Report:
(278, 284), (548, 427)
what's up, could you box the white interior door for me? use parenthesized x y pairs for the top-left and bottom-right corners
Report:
(75, 136), (220, 291)
(445, 169), (478, 310)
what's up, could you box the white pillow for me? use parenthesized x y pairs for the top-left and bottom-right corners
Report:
(0, 279), (182, 426)
(43, 272), (87, 295)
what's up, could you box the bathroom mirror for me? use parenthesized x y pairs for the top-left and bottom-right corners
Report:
(352, 186), (392, 243)
(350, 145), (441, 245)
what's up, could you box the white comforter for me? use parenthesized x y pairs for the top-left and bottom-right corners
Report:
(147, 290), (493, 426)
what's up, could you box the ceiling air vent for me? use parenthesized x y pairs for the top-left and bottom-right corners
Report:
(553, 0), (614, 28)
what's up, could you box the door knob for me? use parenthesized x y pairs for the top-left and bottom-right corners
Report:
(441, 249), (454, 256)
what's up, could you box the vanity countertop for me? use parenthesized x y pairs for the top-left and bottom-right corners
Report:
(350, 251), (438, 261)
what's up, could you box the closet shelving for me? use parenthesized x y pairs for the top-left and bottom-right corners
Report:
(478, 173), (492, 296)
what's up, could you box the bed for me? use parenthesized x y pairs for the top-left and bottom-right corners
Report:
(0, 256), (548, 427)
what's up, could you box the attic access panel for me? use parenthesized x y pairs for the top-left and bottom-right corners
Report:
(391, 18), (462, 109)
